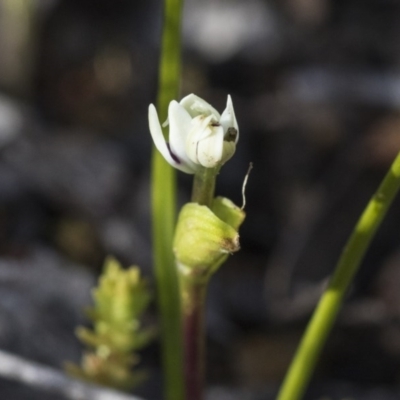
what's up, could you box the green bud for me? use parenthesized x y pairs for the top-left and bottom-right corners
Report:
(173, 198), (245, 281)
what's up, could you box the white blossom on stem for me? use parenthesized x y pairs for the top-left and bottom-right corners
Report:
(148, 94), (238, 174)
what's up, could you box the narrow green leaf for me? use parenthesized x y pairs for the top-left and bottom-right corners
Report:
(150, 0), (185, 399)
(277, 152), (400, 400)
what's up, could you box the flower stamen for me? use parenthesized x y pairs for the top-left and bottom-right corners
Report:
(225, 127), (237, 142)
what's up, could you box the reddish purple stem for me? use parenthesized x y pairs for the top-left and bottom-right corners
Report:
(182, 281), (206, 400)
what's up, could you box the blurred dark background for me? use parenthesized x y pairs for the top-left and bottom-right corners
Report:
(1, 0), (400, 399)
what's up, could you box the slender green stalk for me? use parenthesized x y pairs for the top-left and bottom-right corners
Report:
(277, 152), (400, 400)
(191, 166), (219, 207)
(151, 0), (184, 399)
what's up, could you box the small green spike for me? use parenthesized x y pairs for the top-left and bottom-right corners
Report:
(65, 257), (156, 391)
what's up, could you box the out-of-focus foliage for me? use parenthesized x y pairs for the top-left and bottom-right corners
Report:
(65, 257), (156, 391)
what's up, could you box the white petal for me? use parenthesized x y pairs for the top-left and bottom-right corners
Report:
(221, 141), (236, 164)
(197, 125), (225, 168)
(219, 95), (239, 143)
(168, 101), (198, 170)
(148, 104), (172, 160)
(185, 115), (214, 164)
(180, 94), (220, 120)
(174, 161), (198, 174)
(148, 104), (195, 174)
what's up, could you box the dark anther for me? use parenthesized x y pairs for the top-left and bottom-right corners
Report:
(225, 127), (237, 142)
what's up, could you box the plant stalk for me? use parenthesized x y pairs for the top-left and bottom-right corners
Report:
(151, 0), (184, 399)
(191, 166), (219, 207)
(276, 151), (400, 400)
(176, 166), (219, 400)
(180, 275), (207, 400)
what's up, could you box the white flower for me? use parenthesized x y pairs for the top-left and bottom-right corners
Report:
(148, 94), (238, 174)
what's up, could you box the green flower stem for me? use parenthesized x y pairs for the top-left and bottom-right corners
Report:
(179, 274), (207, 400)
(151, 0), (184, 399)
(192, 166), (219, 207)
(277, 152), (400, 400)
